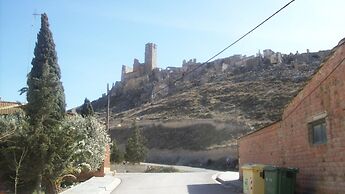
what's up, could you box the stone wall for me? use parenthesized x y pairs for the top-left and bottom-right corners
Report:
(121, 43), (157, 82)
(238, 39), (345, 194)
(123, 75), (149, 92)
(145, 43), (157, 71)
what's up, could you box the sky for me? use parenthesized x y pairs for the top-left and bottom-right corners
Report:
(0, 0), (344, 109)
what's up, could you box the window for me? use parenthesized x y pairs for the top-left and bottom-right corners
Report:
(309, 119), (327, 145)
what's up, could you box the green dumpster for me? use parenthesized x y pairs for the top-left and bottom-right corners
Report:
(264, 166), (298, 194)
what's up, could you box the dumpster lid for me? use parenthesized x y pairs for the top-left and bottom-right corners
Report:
(251, 164), (267, 170)
(263, 165), (279, 171)
(241, 164), (252, 170)
(280, 167), (299, 173)
(241, 164), (267, 170)
(264, 166), (299, 172)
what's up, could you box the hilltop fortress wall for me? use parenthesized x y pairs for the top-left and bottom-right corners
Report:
(120, 43), (320, 90)
(91, 43), (329, 113)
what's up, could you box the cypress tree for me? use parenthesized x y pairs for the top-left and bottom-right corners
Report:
(110, 140), (124, 163)
(124, 122), (147, 163)
(80, 98), (94, 117)
(26, 13), (65, 127)
(23, 13), (67, 194)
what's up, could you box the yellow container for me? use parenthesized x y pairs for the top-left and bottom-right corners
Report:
(242, 164), (266, 194)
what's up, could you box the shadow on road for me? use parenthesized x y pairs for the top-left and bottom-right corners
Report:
(187, 183), (238, 194)
(218, 179), (243, 193)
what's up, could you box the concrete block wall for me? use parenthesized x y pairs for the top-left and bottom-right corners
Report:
(238, 39), (345, 194)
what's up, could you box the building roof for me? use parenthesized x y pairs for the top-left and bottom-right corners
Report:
(238, 119), (282, 140)
(0, 101), (23, 115)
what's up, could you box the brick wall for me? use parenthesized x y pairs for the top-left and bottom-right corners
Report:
(0, 101), (22, 115)
(104, 144), (111, 173)
(238, 39), (345, 194)
(238, 121), (282, 174)
(96, 143), (111, 176)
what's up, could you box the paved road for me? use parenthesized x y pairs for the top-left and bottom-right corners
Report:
(111, 172), (235, 194)
(140, 162), (219, 172)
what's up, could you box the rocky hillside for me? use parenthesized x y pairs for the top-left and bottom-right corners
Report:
(93, 50), (329, 126)
(89, 49), (330, 166)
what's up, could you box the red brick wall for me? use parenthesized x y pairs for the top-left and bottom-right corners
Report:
(238, 121), (282, 173)
(239, 40), (345, 194)
(96, 143), (111, 177)
(104, 144), (111, 170)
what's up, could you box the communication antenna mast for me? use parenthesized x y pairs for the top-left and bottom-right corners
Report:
(33, 13), (40, 19)
(26, 11), (41, 74)
(32, 10), (41, 26)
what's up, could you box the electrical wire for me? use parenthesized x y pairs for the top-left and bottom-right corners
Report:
(151, 0), (296, 99)
(284, 56), (345, 120)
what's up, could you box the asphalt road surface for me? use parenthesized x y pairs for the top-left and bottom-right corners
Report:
(111, 172), (234, 194)
(140, 162), (219, 173)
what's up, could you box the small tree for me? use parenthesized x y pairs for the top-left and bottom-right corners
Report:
(80, 98), (94, 117)
(12, 147), (28, 194)
(0, 112), (29, 193)
(0, 113), (110, 193)
(124, 122), (147, 163)
(110, 140), (124, 163)
(63, 115), (110, 171)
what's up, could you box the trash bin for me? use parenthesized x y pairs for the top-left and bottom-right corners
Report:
(264, 166), (298, 194)
(242, 164), (267, 194)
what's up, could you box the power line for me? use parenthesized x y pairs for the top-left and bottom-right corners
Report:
(152, 0), (296, 99)
(284, 56), (345, 120)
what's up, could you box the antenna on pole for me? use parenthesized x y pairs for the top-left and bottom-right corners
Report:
(32, 10), (41, 26)
(32, 10), (41, 18)
(26, 10), (41, 75)
(32, 13), (41, 17)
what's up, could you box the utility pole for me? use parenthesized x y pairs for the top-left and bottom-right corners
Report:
(105, 83), (111, 174)
(106, 83), (110, 132)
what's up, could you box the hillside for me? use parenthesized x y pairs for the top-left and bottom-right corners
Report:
(88, 49), (330, 167)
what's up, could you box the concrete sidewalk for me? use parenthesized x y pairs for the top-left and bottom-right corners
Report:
(214, 171), (243, 193)
(60, 174), (121, 194)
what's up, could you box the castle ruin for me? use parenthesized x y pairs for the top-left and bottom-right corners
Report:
(121, 43), (157, 81)
(89, 42), (330, 115)
(263, 49), (282, 64)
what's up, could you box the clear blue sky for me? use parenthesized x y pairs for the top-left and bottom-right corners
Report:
(1, 0), (344, 109)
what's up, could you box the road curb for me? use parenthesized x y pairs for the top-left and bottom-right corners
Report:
(60, 175), (121, 194)
(99, 177), (121, 194)
(212, 173), (232, 188)
(213, 172), (243, 193)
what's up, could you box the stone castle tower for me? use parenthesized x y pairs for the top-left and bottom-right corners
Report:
(145, 43), (157, 72)
(121, 43), (158, 82)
